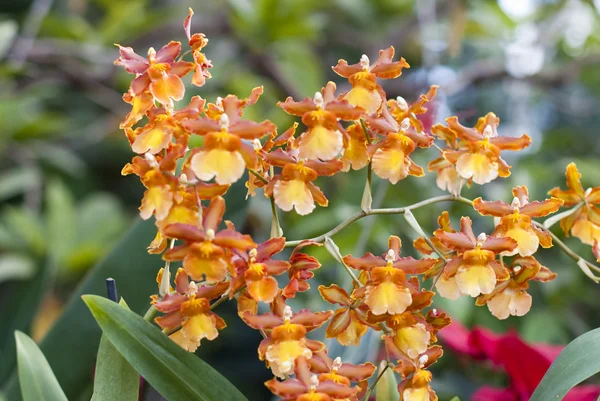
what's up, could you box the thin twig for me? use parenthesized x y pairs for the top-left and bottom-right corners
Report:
(284, 195), (473, 247)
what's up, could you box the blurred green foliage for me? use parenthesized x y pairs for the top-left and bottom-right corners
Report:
(1, 0), (600, 400)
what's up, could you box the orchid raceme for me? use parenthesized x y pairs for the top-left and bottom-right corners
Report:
(111, 9), (600, 401)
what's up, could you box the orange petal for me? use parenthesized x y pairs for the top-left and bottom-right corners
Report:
(365, 282), (412, 315)
(247, 276), (279, 303)
(393, 324), (431, 359)
(344, 85), (382, 115)
(487, 289), (532, 320)
(455, 264), (496, 297)
(565, 162), (585, 196)
(371, 148), (409, 184)
(318, 284), (351, 306)
(435, 276), (461, 300)
(334, 310), (369, 346)
(325, 308), (352, 338)
(150, 73), (185, 106)
(181, 313), (220, 343)
(298, 125), (343, 161)
(274, 179), (315, 215)
(190, 149), (246, 185)
(456, 152), (498, 185)
(140, 185), (173, 220)
(265, 340), (312, 379)
(169, 330), (199, 352)
(520, 198), (564, 217)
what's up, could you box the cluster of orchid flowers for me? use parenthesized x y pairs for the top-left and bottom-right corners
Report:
(113, 9), (600, 401)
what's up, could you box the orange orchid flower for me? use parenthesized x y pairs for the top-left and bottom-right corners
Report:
(341, 123), (372, 172)
(183, 8), (213, 87)
(153, 269), (228, 352)
(183, 88), (275, 185)
(343, 236), (436, 315)
(384, 330), (443, 381)
(278, 81), (365, 161)
(318, 284), (372, 346)
(121, 147), (185, 221)
(398, 369), (438, 401)
(266, 356), (358, 401)
(548, 162), (600, 245)
(230, 237), (291, 303)
(365, 106), (433, 184)
(309, 352), (376, 398)
(476, 256), (556, 320)
(333, 47), (410, 115)
(429, 123), (464, 195)
(387, 85), (438, 134)
(435, 217), (516, 298)
(440, 113), (531, 185)
(127, 96), (205, 154)
(115, 41), (194, 108)
(474, 186), (563, 256)
(242, 304), (332, 378)
(263, 147), (343, 215)
(162, 196), (256, 282)
(282, 241), (322, 299)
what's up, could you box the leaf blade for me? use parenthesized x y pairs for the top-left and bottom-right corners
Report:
(14, 331), (68, 401)
(83, 294), (249, 401)
(91, 299), (139, 401)
(530, 327), (600, 400)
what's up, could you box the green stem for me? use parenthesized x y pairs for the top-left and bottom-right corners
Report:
(248, 168), (268, 185)
(284, 195), (473, 247)
(143, 305), (157, 322)
(362, 362), (391, 401)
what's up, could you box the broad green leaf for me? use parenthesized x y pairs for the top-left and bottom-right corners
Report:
(376, 361), (398, 401)
(14, 331), (67, 401)
(46, 179), (76, 265)
(91, 299), (139, 401)
(0, 259), (51, 385)
(1, 219), (159, 400)
(530, 327), (600, 401)
(0, 167), (40, 202)
(0, 254), (35, 283)
(83, 295), (249, 401)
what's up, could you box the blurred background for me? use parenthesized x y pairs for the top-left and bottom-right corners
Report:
(1, 0), (600, 400)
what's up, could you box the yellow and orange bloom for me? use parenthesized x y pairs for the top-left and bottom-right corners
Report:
(266, 356), (358, 400)
(476, 256), (556, 320)
(341, 123), (372, 171)
(333, 47), (409, 115)
(429, 123), (464, 195)
(264, 148), (343, 215)
(435, 217), (516, 298)
(318, 284), (371, 346)
(230, 237), (291, 303)
(242, 305), (332, 378)
(548, 162), (600, 245)
(309, 352), (376, 395)
(153, 269), (229, 352)
(183, 8), (213, 87)
(115, 41), (194, 108)
(183, 88), (276, 185)
(128, 96), (205, 154)
(365, 108), (433, 184)
(344, 236), (436, 315)
(162, 196), (256, 282)
(439, 113), (531, 185)
(398, 369), (438, 401)
(387, 85), (438, 134)
(278, 81), (365, 161)
(474, 186), (563, 256)
(282, 240), (322, 299)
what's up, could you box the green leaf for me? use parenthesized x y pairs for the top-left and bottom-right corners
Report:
(376, 362), (398, 401)
(45, 179), (76, 265)
(0, 167), (40, 202)
(530, 327), (600, 401)
(449, 397), (462, 401)
(0, 254), (35, 283)
(1, 219), (158, 399)
(14, 331), (68, 401)
(91, 299), (139, 401)
(83, 295), (249, 401)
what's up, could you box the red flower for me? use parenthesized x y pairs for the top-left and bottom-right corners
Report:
(439, 320), (600, 401)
